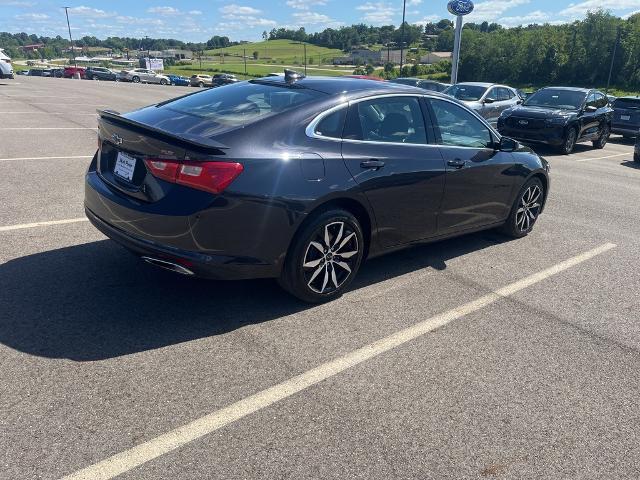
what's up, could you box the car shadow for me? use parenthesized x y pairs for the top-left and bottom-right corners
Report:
(621, 160), (640, 170)
(0, 232), (510, 361)
(608, 135), (636, 146)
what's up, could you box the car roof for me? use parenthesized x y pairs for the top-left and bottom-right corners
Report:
(542, 86), (592, 93)
(455, 82), (495, 87)
(251, 75), (430, 97)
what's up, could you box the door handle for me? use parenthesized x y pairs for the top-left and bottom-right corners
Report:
(447, 159), (466, 169)
(360, 159), (385, 170)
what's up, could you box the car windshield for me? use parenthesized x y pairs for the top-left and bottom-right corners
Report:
(159, 81), (325, 136)
(613, 98), (640, 110)
(524, 89), (586, 110)
(444, 85), (488, 101)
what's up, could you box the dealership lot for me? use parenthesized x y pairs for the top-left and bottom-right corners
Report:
(2, 76), (640, 479)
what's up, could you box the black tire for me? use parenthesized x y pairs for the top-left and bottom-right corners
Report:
(592, 123), (610, 149)
(198, 82), (204, 87)
(279, 209), (364, 303)
(92, 75), (99, 81)
(499, 177), (545, 238)
(132, 76), (140, 83)
(160, 79), (168, 85)
(559, 127), (577, 155)
(634, 154), (640, 164)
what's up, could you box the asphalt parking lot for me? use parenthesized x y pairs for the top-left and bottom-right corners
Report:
(1, 76), (640, 479)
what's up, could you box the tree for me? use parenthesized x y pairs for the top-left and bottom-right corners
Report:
(262, 31), (268, 41)
(252, 50), (259, 60)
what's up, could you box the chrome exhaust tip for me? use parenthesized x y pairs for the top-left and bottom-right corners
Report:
(141, 256), (195, 276)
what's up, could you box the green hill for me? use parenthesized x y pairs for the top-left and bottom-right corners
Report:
(204, 39), (344, 65)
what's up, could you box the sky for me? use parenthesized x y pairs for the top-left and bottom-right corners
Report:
(0, 0), (639, 42)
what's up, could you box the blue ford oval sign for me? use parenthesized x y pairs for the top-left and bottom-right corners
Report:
(447, 0), (474, 16)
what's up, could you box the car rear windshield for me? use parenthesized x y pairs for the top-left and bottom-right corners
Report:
(159, 81), (325, 135)
(613, 98), (640, 110)
(390, 79), (418, 86)
(444, 85), (488, 101)
(524, 89), (586, 110)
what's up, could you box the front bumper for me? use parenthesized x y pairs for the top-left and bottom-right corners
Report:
(498, 124), (565, 146)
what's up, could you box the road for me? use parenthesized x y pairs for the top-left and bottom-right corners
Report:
(1, 76), (639, 480)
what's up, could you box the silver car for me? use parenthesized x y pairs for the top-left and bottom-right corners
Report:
(120, 68), (170, 85)
(444, 82), (522, 125)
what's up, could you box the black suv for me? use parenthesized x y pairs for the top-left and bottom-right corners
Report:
(611, 96), (640, 139)
(212, 73), (238, 87)
(497, 87), (612, 154)
(85, 66), (117, 81)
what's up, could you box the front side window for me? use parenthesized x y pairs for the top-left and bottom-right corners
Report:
(497, 88), (512, 101)
(344, 96), (427, 144)
(595, 93), (608, 108)
(428, 99), (492, 149)
(486, 88), (499, 101)
(586, 93), (598, 109)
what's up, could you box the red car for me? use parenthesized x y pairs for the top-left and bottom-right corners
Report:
(63, 66), (86, 79)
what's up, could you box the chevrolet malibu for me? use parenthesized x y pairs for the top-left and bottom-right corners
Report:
(85, 72), (550, 302)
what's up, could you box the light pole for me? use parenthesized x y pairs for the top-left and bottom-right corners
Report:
(605, 27), (621, 95)
(447, 0), (474, 84)
(399, 0), (407, 72)
(303, 42), (307, 75)
(63, 7), (76, 68)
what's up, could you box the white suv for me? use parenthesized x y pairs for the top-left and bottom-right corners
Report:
(0, 48), (14, 79)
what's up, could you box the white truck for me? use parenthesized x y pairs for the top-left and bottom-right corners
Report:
(0, 48), (14, 79)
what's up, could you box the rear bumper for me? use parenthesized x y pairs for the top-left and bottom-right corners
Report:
(611, 125), (639, 136)
(85, 206), (279, 280)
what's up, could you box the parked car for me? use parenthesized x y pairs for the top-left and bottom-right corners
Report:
(50, 68), (64, 78)
(63, 66), (86, 78)
(444, 82), (522, 124)
(166, 74), (189, 86)
(190, 74), (213, 87)
(85, 66), (118, 81)
(119, 68), (170, 85)
(16, 69), (28, 75)
(390, 78), (450, 92)
(212, 73), (238, 87)
(27, 68), (51, 77)
(497, 87), (612, 154)
(85, 73), (550, 303)
(635, 136), (640, 162)
(0, 48), (14, 79)
(610, 96), (640, 139)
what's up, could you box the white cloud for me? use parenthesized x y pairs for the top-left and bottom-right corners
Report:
(68, 6), (116, 18)
(116, 15), (165, 26)
(414, 14), (440, 25)
(0, 1), (36, 6)
(560, 0), (640, 17)
(467, 0), (530, 22)
(147, 6), (181, 16)
(220, 4), (262, 16)
(357, 2), (397, 24)
(286, 0), (327, 9)
(498, 10), (552, 26)
(292, 11), (343, 27)
(407, 0), (422, 5)
(188, 10), (203, 15)
(14, 12), (49, 21)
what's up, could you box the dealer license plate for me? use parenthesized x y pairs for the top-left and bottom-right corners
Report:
(114, 151), (136, 181)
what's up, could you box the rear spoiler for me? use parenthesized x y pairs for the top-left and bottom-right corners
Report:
(97, 109), (230, 153)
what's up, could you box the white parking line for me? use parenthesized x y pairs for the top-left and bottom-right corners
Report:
(60, 242), (616, 480)
(0, 155), (92, 163)
(575, 152), (630, 162)
(0, 218), (88, 232)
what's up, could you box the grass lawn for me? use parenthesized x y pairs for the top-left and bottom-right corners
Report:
(203, 39), (344, 64)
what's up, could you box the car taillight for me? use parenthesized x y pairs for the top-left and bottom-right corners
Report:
(144, 159), (243, 194)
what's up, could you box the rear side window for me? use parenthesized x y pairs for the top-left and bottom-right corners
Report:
(160, 82), (325, 136)
(343, 96), (427, 144)
(613, 98), (640, 109)
(497, 88), (512, 101)
(428, 98), (492, 148)
(314, 107), (346, 139)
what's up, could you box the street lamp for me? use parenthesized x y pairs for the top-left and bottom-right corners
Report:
(63, 7), (76, 68)
(399, 0), (406, 71)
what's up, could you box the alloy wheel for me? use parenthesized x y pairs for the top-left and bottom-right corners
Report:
(597, 124), (610, 148)
(564, 129), (576, 154)
(302, 221), (359, 295)
(516, 185), (542, 232)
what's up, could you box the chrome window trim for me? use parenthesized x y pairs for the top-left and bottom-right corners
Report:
(305, 92), (500, 148)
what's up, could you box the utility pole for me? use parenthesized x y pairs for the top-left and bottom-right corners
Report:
(399, 0), (407, 71)
(243, 48), (247, 76)
(145, 35), (150, 65)
(63, 7), (76, 68)
(303, 42), (307, 75)
(605, 26), (621, 95)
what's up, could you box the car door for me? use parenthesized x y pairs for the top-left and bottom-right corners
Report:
(482, 87), (504, 124)
(425, 97), (518, 233)
(340, 95), (446, 247)
(580, 92), (601, 140)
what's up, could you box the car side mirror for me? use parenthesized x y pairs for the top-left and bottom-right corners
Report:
(483, 97), (495, 104)
(585, 105), (597, 113)
(516, 99), (523, 104)
(498, 136), (518, 152)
